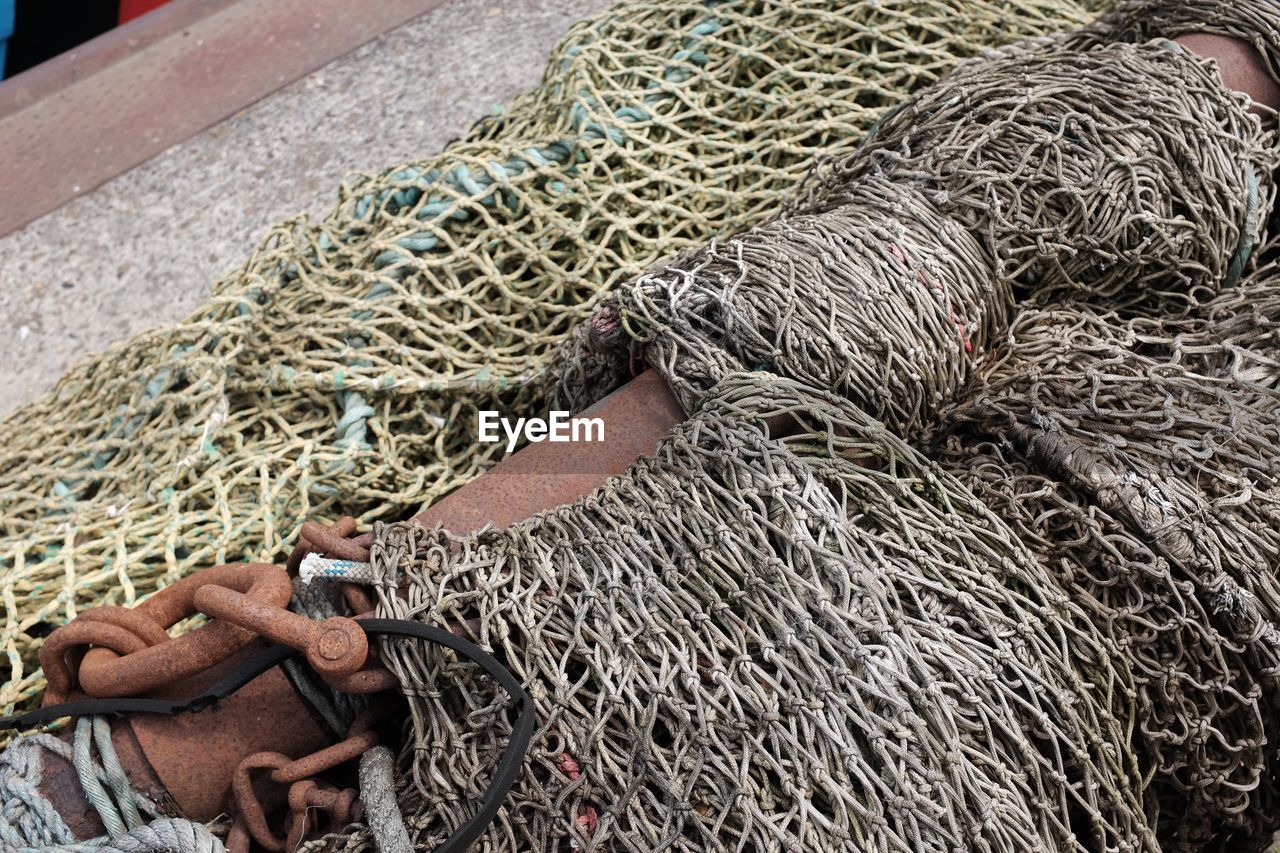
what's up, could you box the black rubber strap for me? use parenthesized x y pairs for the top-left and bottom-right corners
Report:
(0, 618), (534, 853)
(0, 641), (300, 729)
(360, 618), (535, 853)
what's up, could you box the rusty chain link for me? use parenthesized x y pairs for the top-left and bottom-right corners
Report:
(34, 517), (394, 850)
(40, 517), (392, 703)
(230, 707), (380, 852)
(26, 515), (536, 852)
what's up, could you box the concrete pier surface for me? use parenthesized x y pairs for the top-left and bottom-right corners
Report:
(0, 0), (609, 414)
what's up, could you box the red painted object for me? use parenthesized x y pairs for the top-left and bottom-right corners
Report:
(119, 0), (171, 25)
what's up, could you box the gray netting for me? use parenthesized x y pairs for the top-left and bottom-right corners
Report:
(304, 17), (1280, 853)
(549, 175), (1006, 439)
(935, 287), (1280, 850)
(361, 374), (1150, 852)
(1064, 0), (1280, 83)
(781, 38), (1276, 315)
(548, 39), (1276, 422)
(0, 0), (1101, 714)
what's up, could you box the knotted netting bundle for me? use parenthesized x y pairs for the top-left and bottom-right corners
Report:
(932, 263), (1280, 848)
(1064, 0), (1280, 80)
(549, 39), (1277, 429)
(351, 375), (1150, 852)
(293, 14), (1280, 853)
(550, 176), (1006, 439)
(784, 40), (1274, 315)
(0, 0), (1102, 714)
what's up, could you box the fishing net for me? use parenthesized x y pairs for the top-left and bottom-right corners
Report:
(549, 175), (1007, 439)
(348, 374), (1151, 852)
(301, 25), (1280, 853)
(8, 0), (1280, 848)
(549, 38), (1276, 425)
(1065, 0), (1280, 82)
(936, 290), (1280, 850)
(0, 0), (1102, 714)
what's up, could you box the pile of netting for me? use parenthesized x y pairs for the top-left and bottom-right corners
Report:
(297, 6), (1280, 853)
(0, 0), (1103, 714)
(938, 286), (1280, 849)
(363, 375), (1151, 852)
(9, 0), (1280, 850)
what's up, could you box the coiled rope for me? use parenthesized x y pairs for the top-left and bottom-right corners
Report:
(0, 719), (222, 852)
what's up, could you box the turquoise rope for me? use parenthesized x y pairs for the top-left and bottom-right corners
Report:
(1225, 166), (1261, 289)
(325, 16), (721, 448)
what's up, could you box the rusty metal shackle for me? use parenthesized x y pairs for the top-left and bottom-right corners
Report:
(41, 527), (388, 705)
(52, 560), (374, 698)
(193, 584), (368, 681)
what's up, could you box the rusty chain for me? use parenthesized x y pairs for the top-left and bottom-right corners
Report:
(229, 706), (380, 852)
(37, 517), (392, 850)
(40, 517), (390, 703)
(32, 516), (536, 852)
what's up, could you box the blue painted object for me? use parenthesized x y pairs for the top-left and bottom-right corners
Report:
(0, 0), (13, 80)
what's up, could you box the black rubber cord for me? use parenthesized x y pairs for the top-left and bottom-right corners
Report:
(0, 641), (300, 728)
(360, 618), (535, 853)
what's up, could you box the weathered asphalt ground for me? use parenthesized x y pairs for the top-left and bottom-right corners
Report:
(0, 0), (610, 413)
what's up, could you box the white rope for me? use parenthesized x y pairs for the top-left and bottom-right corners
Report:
(358, 747), (411, 853)
(0, 723), (221, 852)
(47, 818), (226, 852)
(298, 553), (376, 585)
